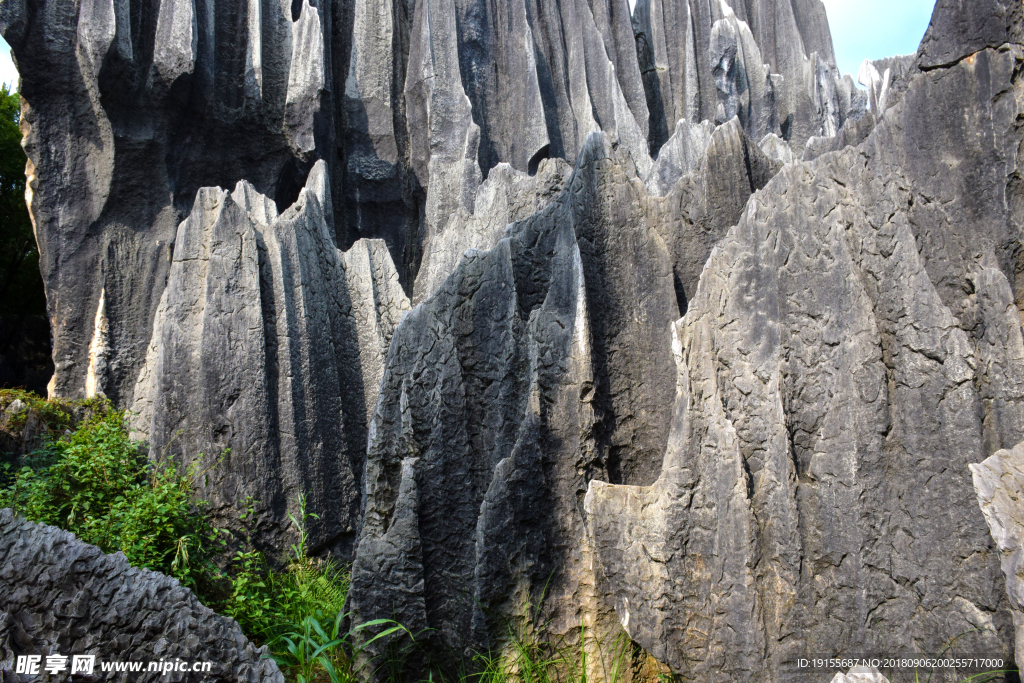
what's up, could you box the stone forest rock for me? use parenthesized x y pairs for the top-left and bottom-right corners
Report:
(587, 36), (1024, 681)
(971, 442), (1024, 669)
(2, 0), (1024, 680)
(129, 163), (409, 553)
(0, 509), (283, 682)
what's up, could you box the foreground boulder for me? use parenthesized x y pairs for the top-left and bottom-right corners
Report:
(0, 509), (282, 682)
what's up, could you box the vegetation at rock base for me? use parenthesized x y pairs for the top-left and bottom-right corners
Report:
(1, 391), (1018, 682)
(0, 393), (638, 682)
(0, 395), (404, 681)
(0, 398), (225, 594)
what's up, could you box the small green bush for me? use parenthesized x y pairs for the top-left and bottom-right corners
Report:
(225, 496), (350, 639)
(0, 407), (225, 595)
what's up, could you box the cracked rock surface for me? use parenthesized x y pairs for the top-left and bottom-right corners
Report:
(587, 33), (1024, 683)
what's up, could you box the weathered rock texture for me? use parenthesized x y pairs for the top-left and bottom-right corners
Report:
(5, 0), (1024, 680)
(0, 0), (851, 555)
(0, 509), (283, 682)
(632, 0), (865, 153)
(349, 133), (678, 673)
(971, 442), (1024, 672)
(587, 24), (1024, 683)
(129, 163), (409, 552)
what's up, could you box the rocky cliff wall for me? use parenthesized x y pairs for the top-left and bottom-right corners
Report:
(0, 0), (853, 557)
(3, 0), (1024, 680)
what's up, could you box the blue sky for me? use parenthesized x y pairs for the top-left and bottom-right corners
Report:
(0, 36), (14, 91)
(0, 0), (936, 92)
(821, 0), (936, 78)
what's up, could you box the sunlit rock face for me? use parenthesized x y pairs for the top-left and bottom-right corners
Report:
(129, 164), (409, 553)
(589, 39), (1024, 679)
(3, 0), (1024, 679)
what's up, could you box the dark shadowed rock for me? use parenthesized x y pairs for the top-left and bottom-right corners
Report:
(0, 0), (343, 410)
(349, 134), (678, 677)
(646, 117), (780, 311)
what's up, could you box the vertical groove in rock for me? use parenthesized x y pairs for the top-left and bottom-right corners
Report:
(131, 162), (409, 556)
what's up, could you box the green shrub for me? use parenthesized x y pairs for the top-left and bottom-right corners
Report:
(225, 496), (350, 640)
(0, 407), (225, 595)
(224, 495), (414, 683)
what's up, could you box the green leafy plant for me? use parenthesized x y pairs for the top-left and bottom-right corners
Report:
(225, 494), (414, 682)
(0, 406), (226, 595)
(0, 395), (662, 683)
(269, 612), (413, 683)
(0, 389), (109, 449)
(225, 495), (349, 638)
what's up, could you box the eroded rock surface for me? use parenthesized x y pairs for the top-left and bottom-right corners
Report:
(633, 0), (865, 153)
(971, 442), (1024, 664)
(130, 163), (409, 554)
(0, 509), (283, 683)
(4, 0), (1024, 680)
(587, 36), (1024, 683)
(350, 135), (678, 674)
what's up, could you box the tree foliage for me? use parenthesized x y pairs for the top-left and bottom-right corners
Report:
(0, 84), (43, 316)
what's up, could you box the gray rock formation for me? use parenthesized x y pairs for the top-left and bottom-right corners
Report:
(0, 509), (283, 682)
(349, 133), (679, 676)
(346, 118), (788, 677)
(129, 163), (409, 554)
(412, 159), (572, 302)
(647, 117), (780, 309)
(971, 442), (1024, 665)
(632, 0), (865, 153)
(917, 0), (1022, 70)
(4, 0), (1024, 680)
(857, 54), (917, 119)
(644, 119), (714, 196)
(587, 31), (1024, 683)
